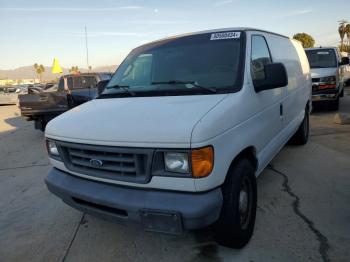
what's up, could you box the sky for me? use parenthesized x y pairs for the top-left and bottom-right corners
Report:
(0, 0), (349, 70)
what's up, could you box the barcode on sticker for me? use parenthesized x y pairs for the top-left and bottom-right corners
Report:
(210, 32), (241, 40)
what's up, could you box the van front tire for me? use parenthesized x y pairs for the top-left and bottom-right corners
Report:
(213, 159), (257, 248)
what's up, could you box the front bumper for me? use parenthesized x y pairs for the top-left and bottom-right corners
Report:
(45, 168), (223, 234)
(312, 89), (339, 102)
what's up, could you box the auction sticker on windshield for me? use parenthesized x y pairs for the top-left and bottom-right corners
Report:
(210, 32), (241, 40)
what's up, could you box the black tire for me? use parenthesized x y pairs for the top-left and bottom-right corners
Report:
(328, 97), (339, 111)
(213, 159), (257, 248)
(290, 108), (309, 145)
(34, 118), (47, 132)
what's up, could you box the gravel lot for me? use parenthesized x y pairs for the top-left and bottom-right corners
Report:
(1, 90), (350, 262)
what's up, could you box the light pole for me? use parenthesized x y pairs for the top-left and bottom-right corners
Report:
(85, 26), (90, 72)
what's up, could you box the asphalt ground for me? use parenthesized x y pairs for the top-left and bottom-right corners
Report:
(0, 89), (349, 262)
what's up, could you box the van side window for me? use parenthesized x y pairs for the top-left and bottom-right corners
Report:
(251, 35), (272, 81)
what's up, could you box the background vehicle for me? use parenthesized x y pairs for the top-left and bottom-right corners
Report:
(305, 47), (350, 110)
(341, 52), (350, 86)
(44, 28), (311, 248)
(18, 72), (111, 130)
(0, 86), (18, 105)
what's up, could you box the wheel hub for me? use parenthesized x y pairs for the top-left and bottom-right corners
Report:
(239, 190), (248, 214)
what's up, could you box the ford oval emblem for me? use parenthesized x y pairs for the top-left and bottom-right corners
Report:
(90, 159), (103, 167)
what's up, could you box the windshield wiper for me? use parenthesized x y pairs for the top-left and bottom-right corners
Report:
(151, 80), (217, 93)
(106, 84), (135, 96)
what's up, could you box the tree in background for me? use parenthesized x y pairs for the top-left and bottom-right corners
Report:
(33, 63), (45, 82)
(69, 66), (80, 74)
(293, 33), (315, 48)
(345, 24), (350, 48)
(338, 20), (348, 52)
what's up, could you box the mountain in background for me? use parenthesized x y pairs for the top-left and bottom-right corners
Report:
(0, 65), (118, 81)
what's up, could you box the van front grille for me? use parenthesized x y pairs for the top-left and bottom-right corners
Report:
(56, 141), (154, 184)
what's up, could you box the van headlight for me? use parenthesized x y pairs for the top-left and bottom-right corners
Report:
(164, 152), (189, 173)
(46, 139), (61, 159)
(162, 146), (214, 177)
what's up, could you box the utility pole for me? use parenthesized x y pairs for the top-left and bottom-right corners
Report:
(85, 26), (90, 71)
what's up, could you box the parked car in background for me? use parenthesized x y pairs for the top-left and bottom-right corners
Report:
(305, 47), (350, 110)
(44, 28), (311, 248)
(44, 83), (55, 90)
(0, 86), (18, 105)
(15, 84), (30, 94)
(27, 86), (44, 94)
(341, 52), (350, 86)
(18, 72), (111, 130)
(25, 83), (56, 94)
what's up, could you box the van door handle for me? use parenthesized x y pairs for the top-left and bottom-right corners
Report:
(280, 104), (283, 116)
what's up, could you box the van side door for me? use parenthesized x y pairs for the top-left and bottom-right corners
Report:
(249, 34), (285, 171)
(265, 36), (310, 138)
(283, 40), (310, 133)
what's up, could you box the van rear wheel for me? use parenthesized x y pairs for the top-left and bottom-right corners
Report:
(213, 159), (257, 248)
(290, 108), (309, 145)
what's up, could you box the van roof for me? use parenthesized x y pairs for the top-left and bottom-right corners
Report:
(136, 27), (289, 48)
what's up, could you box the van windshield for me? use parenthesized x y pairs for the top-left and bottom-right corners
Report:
(305, 49), (337, 68)
(101, 32), (244, 98)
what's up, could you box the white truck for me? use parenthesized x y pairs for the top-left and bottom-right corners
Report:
(45, 28), (311, 248)
(305, 47), (349, 110)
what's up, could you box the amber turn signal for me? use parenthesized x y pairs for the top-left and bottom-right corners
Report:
(191, 146), (214, 178)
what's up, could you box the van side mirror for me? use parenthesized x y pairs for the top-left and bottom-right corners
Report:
(254, 63), (288, 92)
(97, 80), (110, 96)
(340, 57), (350, 66)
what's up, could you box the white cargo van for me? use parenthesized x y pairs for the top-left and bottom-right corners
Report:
(305, 47), (350, 110)
(45, 28), (311, 248)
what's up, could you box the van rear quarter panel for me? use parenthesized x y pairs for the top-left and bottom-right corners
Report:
(291, 39), (312, 107)
(265, 35), (311, 126)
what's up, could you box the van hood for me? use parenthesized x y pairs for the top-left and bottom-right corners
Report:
(45, 95), (227, 147)
(310, 68), (337, 79)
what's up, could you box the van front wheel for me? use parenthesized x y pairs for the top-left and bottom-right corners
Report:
(213, 159), (257, 248)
